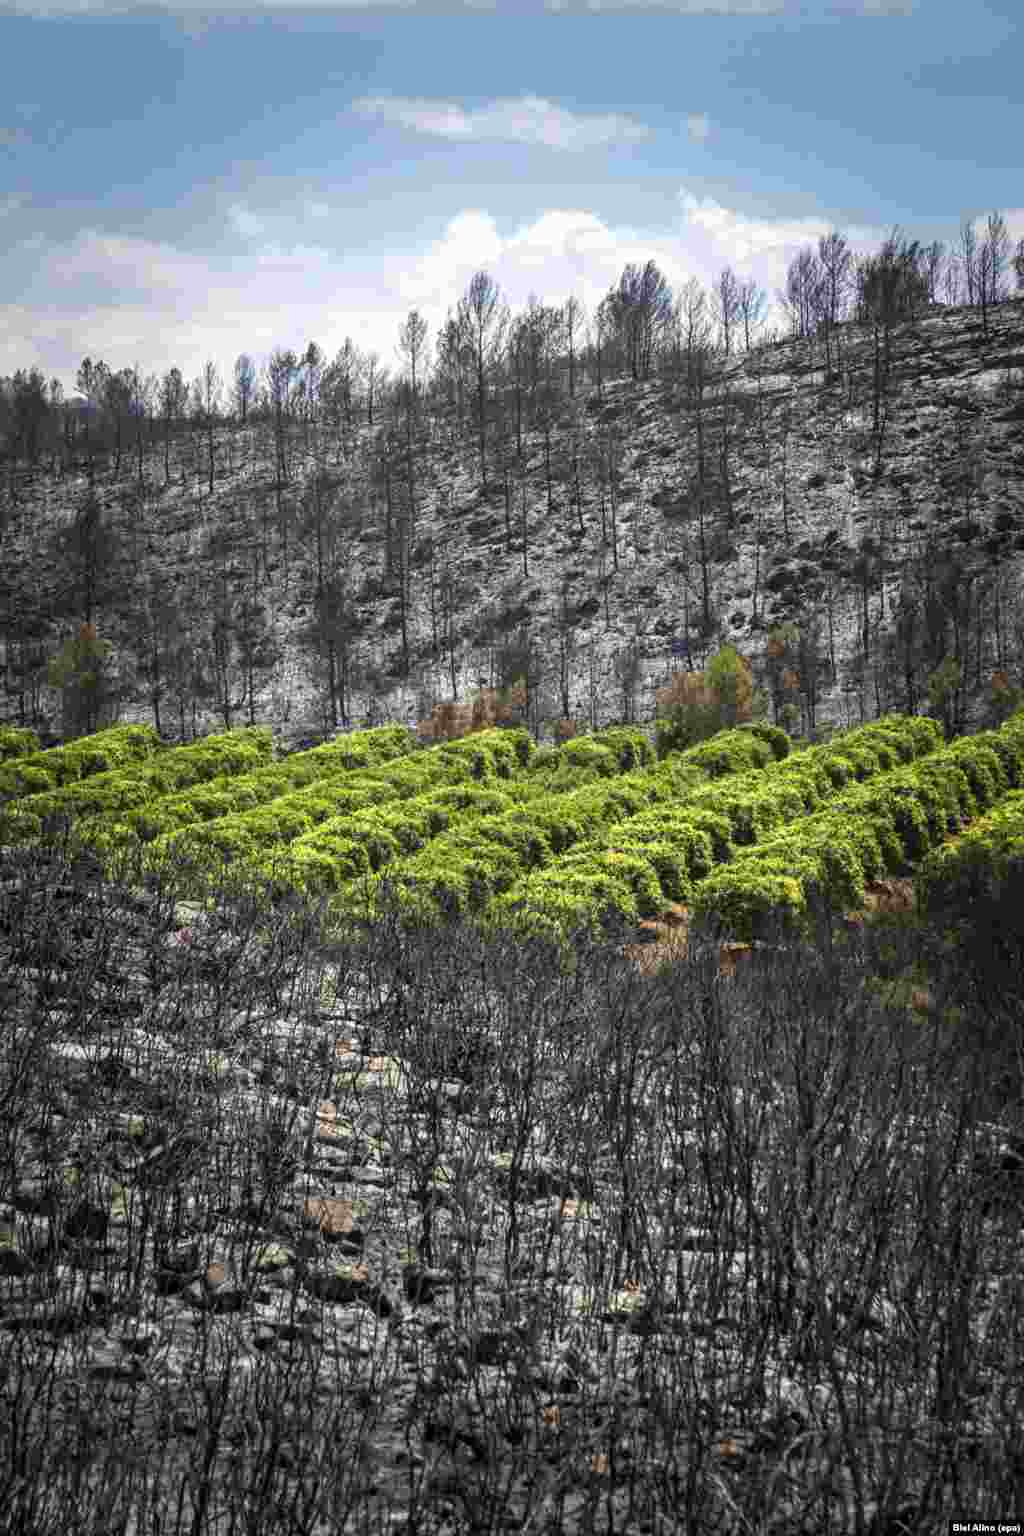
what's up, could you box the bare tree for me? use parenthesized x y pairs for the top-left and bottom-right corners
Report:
(608, 259), (674, 381)
(338, 338), (364, 428)
(958, 219), (979, 308)
(782, 246), (822, 340)
(737, 276), (767, 352)
(128, 366), (154, 490)
(266, 348), (297, 490)
(923, 240), (946, 304)
(818, 231), (853, 326)
(322, 338), (363, 462)
(493, 393), (518, 553)
(6, 368), (51, 467)
(372, 417), (400, 584)
(692, 353), (717, 640)
(364, 352), (386, 427)
(944, 250), (963, 307)
(75, 356), (111, 414)
(856, 230), (929, 387)
(104, 367), (135, 477)
(432, 311), (472, 436)
(604, 273), (633, 377)
(504, 313), (528, 460)
(552, 581), (578, 720)
(986, 213), (1008, 301)
(812, 232), (851, 378)
(562, 405), (587, 539)
(206, 565), (250, 731)
(562, 295), (585, 396)
(193, 359), (222, 496)
(297, 468), (358, 728)
(397, 309), (429, 405)
(980, 210), (1011, 324)
(233, 354), (256, 426)
(50, 483), (116, 627)
(396, 311), (428, 552)
(438, 556), (464, 703)
(519, 294), (562, 417)
(457, 270), (509, 490)
(677, 277), (713, 389)
(300, 341), (324, 450)
(201, 529), (280, 729)
(125, 573), (186, 735)
(585, 416), (622, 574)
(715, 266), (741, 357)
(74, 356), (110, 473)
(159, 366), (188, 487)
(591, 293), (621, 395)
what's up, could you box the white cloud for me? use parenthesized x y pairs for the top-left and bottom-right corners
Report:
(228, 203), (270, 239)
(395, 200), (799, 342)
(50, 229), (210, 299)
(250, 241), (334, 273)
(306, 201), (330, 220)
(350, 94), (650, 151)
(678, 188), (884, 276)
(400, 210), (506, 308)
(679, 190), (833, 266)
(686, 114), (710, 143)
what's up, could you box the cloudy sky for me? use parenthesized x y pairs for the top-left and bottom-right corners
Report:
(1, 0), (1021, 396)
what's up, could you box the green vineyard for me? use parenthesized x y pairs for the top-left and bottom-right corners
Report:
(3, 710), (1022, 952)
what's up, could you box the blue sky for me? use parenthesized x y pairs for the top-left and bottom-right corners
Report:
(1, 0), (1021, 395)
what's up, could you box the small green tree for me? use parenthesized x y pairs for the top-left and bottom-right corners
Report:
(926, 655), (961, 741)
(704, 643), (756, 727)
(655, 644), (767, 757)
(47, 622), (119, 739)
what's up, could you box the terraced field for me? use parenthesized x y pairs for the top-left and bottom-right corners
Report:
(3, 711), (1022, 963)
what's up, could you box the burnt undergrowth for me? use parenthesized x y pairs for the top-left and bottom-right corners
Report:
(0, 839), (1022, 1534)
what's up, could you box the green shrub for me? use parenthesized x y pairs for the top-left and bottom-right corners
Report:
(588, 835), (691, 907)
(685, 732), (774, 780)
(691, 868), (809, 944)
(733, 720), (792, 760)
(0, 726), (41, 762)
(0, 723), (162, 800)
(488, 865), (640, 940)
(440, 815), (552, 871)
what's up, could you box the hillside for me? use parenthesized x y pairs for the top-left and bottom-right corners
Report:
(3, 295), (1024, 746)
